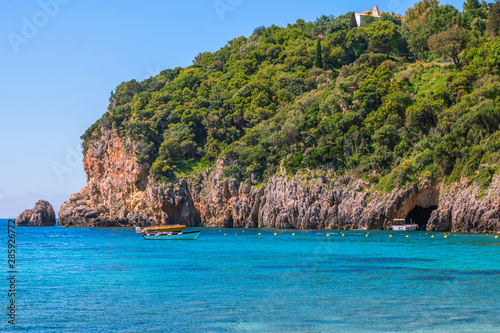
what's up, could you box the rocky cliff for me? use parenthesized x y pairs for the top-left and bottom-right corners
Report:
(59, 128), (500, 233)
(17, 200), (56, 226)
(58, 130), (152, 227)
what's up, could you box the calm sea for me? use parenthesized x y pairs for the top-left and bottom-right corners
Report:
(1, 219), (499, 332)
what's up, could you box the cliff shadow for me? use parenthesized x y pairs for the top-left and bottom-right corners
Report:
(406, 206), (438, 231)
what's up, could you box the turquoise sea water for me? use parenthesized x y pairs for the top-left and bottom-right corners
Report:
(1, 219), (500, 332)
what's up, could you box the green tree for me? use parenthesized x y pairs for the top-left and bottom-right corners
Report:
(405, 0), (439, 24)
(315, 15), (333, 29)
(405, 0), (439, 60)
(486, 1), (500, 37)
(462, 0), (486, 29)
(326, 12), (357, 33)
(373, 124), (399, 150)
(471, 17), (487, 37)
(348, 12), (357, 30)
(361, 15), (376, 27)
(426, 4), (459, 33)
(381, 12), (402, 26)
(314, 39), (323, 68)
(428, 25), (469, 68)
(407, 23), (430, 61)
(406, 99), (441, 134)
(345, 28), (369, 63)
(463, 0), (481, 13)
(364, 21), (402, 54)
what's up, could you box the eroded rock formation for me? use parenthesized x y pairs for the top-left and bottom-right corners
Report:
(16, 200), (56, 226)
(58, 129), (500, 233)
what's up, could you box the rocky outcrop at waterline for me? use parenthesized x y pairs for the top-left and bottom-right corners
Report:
(58, 128), (500, 233)
(427, 178), (500, 233)
(16, 200), (56, 226)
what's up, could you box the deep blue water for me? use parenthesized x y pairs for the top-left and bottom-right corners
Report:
(1, 218), (500, 332)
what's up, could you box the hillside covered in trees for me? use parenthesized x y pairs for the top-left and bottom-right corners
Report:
(82, 0), (500, 193)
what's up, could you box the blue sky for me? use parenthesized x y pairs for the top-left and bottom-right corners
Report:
(0, 0), (464, 218)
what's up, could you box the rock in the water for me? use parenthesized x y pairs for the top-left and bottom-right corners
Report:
(16, 200), (56, 226)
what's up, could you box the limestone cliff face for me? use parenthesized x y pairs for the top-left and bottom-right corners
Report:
(427, 177), (500, 233)
(58, 130), (152, 227)
(84, 129), (150, 217)
(59, 128), (500, 233)
(191, 164), (499, 233)
(190, 162), (443, 231)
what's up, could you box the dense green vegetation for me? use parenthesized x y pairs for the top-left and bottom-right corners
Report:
(82, 0), (500, 190)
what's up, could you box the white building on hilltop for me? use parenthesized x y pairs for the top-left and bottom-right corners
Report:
(355, 5), (383, 27)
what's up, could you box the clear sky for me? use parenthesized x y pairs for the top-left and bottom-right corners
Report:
(0, 0), (464, 218)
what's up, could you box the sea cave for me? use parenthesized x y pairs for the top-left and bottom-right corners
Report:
(406, 206), (438, 230)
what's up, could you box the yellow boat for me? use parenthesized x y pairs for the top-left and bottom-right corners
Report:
(138, 225), (186, 234)
(135, 224), (200, 240)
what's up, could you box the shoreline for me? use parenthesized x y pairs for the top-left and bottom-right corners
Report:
(6, 220), (500, 235)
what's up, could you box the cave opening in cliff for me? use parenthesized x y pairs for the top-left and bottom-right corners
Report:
(407, 206), (438, 230)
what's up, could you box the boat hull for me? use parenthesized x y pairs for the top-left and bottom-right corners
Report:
(391, 224), (418, 231)
(142, 231), (201, 240)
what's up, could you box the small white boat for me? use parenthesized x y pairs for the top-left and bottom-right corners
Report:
(391, 219), (418, 231)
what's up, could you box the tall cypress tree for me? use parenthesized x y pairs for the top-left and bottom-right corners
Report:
(314, 39), (323, 68)
(348, 12), (357, 30)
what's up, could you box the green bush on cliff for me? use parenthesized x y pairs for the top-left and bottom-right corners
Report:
(82, 1), (500, 189)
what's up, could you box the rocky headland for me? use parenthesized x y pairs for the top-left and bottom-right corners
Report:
(58, 128), (500, 233)
(16, 200), (56, 227)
